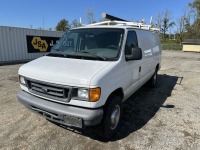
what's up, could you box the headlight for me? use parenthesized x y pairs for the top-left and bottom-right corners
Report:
(19, 76), (26, 85)
(74, 87), (101, 102)
(78, 89), (89, 99)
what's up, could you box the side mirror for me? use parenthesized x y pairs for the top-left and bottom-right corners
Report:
(126, 47), (142, 61)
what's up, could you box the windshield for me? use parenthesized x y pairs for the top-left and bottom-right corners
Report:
(49, 28), (124, 61)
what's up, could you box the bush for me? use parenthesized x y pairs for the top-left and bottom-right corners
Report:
(161, 39), (181, 44)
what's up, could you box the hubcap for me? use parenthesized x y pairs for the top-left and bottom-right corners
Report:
(110, 105), (120, 130)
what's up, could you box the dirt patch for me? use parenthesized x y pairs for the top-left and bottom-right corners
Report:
(8, 75), (19, 82)
(0, 51), (200, 150)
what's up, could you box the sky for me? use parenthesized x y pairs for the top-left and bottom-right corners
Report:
(0, 0), (194, 32)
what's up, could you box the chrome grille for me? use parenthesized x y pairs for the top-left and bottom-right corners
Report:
(27, 80), (71, 102)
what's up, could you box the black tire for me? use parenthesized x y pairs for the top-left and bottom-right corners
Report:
(149, 68), (158, 88)
(101, 95), (123, 139)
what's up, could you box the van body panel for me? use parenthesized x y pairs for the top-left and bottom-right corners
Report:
(19, 56), (112, 87)
(89, 59), (125, 107)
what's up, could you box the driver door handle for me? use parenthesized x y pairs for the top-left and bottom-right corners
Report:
(139, 66), (141, 72)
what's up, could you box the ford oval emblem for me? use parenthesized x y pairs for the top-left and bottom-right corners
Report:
(41, 88), (48, 93)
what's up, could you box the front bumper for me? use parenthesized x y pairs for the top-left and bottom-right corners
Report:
(17, 91), (103, 128)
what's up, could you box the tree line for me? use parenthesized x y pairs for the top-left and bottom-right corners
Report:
(154, 0), (200, 41)
(55, 8), (95, 31)
(56, 0), (200, 41)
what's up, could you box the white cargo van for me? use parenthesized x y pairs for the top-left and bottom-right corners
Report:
(18, 20), (161, 139)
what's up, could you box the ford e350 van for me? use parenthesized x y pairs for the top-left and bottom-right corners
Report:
(17, 20), (161, 139)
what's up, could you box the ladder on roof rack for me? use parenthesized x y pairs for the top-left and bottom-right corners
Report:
(87, 13), (160, 33)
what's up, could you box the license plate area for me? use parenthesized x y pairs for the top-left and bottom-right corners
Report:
(30, 105), (83, 128)
(64, 115), (83, 128)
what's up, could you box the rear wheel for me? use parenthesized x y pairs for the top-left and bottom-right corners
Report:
(101, 95), (123, 139)
(149, 68), (158, 88)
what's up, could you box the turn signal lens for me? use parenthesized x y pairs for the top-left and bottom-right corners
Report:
(89, 88), (101, 102)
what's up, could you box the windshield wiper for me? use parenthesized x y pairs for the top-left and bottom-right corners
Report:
(80, 51), (107, 61)
(47, 52), (67, 58)
(47, 48), (68, 57)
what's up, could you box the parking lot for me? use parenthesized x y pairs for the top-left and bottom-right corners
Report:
(0, 50), (200, 150)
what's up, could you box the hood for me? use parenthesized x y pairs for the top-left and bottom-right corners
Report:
(19, 56), (112, 86)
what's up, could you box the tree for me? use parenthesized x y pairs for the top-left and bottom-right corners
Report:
(154, 10), (175, 40)
(184, 19), (200, 39)
(56, 19), (70, 31)
(176, 6), (193, 41)
(162, 10), (175, 40)
(189, 0), (200, 18)
(71, 19), (82, 28)
(183, 0), (200, 39)
(176, 16), (186, 41)
(155, 12), (163, 29)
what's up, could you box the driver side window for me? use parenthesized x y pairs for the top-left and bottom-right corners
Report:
(125, 31), (138, 55)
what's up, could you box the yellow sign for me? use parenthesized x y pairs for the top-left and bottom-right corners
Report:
(31, 37), (48, 52)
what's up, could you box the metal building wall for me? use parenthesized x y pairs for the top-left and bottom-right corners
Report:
(0, 26), (64, 64)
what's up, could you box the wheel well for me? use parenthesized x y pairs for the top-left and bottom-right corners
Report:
(156, 64), (159, 71)
(104, 88), (124, 108)
(109, 88), (124, 100)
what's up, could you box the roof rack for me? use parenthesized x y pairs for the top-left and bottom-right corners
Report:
(86, 13), (160, 33)
(87, 20), (160, 32)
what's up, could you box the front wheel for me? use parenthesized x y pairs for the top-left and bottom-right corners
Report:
(101, 95), (123, 139)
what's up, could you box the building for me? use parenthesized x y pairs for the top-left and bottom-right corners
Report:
(0, 26), (64, 64)
(182, 39), (200, 53)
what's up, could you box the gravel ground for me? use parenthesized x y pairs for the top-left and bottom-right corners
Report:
(0, 50), (200, 150)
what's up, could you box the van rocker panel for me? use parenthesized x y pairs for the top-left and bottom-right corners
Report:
(17, 91), (103, 127)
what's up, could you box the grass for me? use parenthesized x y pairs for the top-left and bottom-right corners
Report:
(161, 44), (183, 50)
